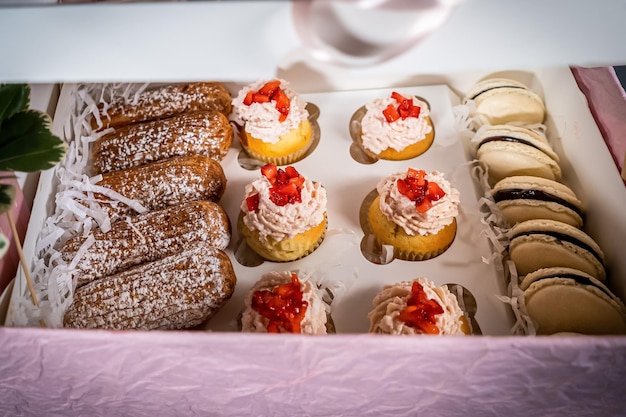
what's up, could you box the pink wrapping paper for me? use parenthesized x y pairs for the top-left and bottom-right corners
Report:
(571, 66), (626, 177)
(2, 328), (626, 416)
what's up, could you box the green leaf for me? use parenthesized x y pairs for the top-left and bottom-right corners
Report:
(0, 109), (66, 172)
(0, 231), (9, 260)
(0, 84), (30, 124)
(0, 183), (16, 214)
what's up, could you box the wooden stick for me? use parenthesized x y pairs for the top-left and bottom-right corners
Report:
(6, 211), (46, 327)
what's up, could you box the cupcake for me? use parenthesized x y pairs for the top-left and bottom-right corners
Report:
(368, 168), (460, 261)
(241, 270), (328, 334)
(240, 163), (327, 262)
(360, 91), (434, 160)
(368, 277), (469, 335)
(233, 79), (312, 165)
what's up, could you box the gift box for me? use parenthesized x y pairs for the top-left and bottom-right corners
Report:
(1, 2), (626, 416)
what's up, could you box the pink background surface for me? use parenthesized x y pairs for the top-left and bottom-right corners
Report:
(571, 66), (626, 177)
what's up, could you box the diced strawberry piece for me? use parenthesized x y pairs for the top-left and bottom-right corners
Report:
(278, 113), (287, 122)
(406, 168), (423, 179)
(246, 194), (260, 212)
(275, 168), (290, 185)
(261, 163), (278, 183)
(285, 165), (300, 178)
(427, 182), (446, 201)
(408, 105), (421, 118)
(397, 178), (417, 200)
(258, 80), (281, 97)
(415, 198), (432, 213)
(269, 188), (289, 206)
(277, 182), (299, 197)
(252, 93), (271, 103)
(391, 91), (407, 103)
(272, 88), (290, 106)
(288, 176), (304, 188)
(251, 272), (308, 333)
(243, 91), (255, 106)
(382, 104), (400, 123)
(397, 281), (444, 334)
(398, 105), (411, 120)
(399, 98), (412, 111)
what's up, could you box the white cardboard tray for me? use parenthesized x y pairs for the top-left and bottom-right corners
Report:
(4, 68), (626, 337)
(5, 82), (512, 335)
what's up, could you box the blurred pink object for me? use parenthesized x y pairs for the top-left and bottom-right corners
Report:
(571, 66), (626, 179)
(0, 176), (31, 295)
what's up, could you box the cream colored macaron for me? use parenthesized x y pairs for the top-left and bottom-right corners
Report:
(491, 175), (584, 228)
(474, 125), (561, 184)
(508, 219), (606, 281)
(464, 78), (546, 126)
(520, 267), (626, 335)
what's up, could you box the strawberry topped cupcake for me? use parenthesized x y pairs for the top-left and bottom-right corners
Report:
(368, 168), (460, 261)
(360, 91), (434, 160)
(368, 277), (469, 335)
(241, 271), (328, 334)
(240, 163), (327, 262)
(233, 79), (312, 165)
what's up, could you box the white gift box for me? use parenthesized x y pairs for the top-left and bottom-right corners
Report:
(1, 2), (626, 416)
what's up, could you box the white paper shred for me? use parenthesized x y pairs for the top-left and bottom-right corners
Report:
(8, 83), (151, 328)
(454, 104), (536, 335)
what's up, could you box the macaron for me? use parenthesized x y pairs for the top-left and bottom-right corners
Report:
(464, 78), (546, 126)
(474, 125), (561, 183)
(508, 219), (606, 281)
(491, 175), (584, 228)
(520, 267), (626, 335)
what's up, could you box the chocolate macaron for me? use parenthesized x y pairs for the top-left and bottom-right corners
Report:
(474, 125), (561, 184)
(520, 267), (626, 335)
(491, 176), (584, 228)
(508, 219), (606, 281)
(464, 78), (546, 126)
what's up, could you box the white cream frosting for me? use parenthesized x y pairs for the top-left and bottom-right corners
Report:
(241, 271), (328, 334)
(368, 278), (466, 335)
(241, 173), (327, 242)
(361, 95), (432, 154)
(232, 78), (309, 143)
(377, 170), (460, 236)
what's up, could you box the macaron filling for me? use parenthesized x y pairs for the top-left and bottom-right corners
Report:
(478, 135), (545, 152)
(469, 85), (525, 100)
(527, 273), (612, 298)
(510, 230), (604, 267)
(492, 188), (583, 218)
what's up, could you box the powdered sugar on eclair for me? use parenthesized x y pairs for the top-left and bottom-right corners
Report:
(368, 278), (465, 335)
(233, 79), (309, 143)
(377, 170), (459, 236)
(241, 166), (327, 242)
(361, 94), (431, 154)
(241, 271), (328, 334)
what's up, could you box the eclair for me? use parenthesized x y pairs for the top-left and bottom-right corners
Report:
(62, 201), (232, 287)
(91, 82), (233, 130)
(63, 243), (237, 330)
(93, 110), (233, 174)
(96, 154), (226, 216)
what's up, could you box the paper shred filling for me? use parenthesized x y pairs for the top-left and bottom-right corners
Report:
(8, 84), (155, 328)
